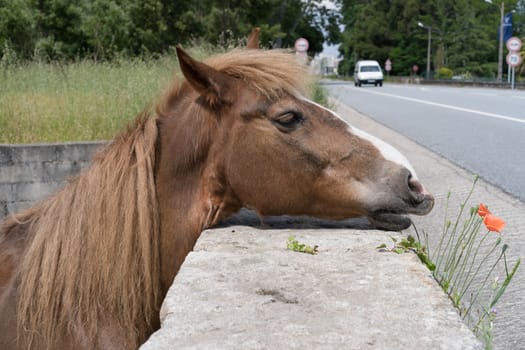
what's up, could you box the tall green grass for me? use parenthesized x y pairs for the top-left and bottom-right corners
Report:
(0, 55), (180, 143)
(1, 44), (325, 144)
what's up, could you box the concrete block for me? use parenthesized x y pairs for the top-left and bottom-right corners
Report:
(55, 142), (104, 163)
(0, 201), (7, 218)
(141, 228), (482, 350)
(4, 201), (33, 217)
(0, 146), (13, 165)
(41, 161), (84, 181)
(0, 161), (89, 187)
(9, 144), (59, 163)
(0, 184), (13, 202)
(0, 163), (43, 184)
(12, 181), (65, 202)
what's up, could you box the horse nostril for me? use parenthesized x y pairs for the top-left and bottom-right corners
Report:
(408, 175), (425, 195)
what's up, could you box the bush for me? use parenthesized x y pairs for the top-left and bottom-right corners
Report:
(436, 67), (453, 80)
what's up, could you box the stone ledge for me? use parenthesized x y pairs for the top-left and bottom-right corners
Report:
(141, 227), (482, 350)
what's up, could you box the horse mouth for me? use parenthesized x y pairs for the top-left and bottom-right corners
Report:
(368, 212), (413, 231)
(368, 195), (434, 231)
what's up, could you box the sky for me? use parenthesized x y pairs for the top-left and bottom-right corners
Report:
(320, 0), (341, 58)
(322, 43), (341, 57)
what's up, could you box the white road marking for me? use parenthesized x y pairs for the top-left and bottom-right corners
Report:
(350, 88), (525, 124)
(469, 92), (497, 97)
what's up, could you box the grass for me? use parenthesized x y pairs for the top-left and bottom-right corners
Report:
(0, 56), (178, 143)
(1, 43), (327, 144)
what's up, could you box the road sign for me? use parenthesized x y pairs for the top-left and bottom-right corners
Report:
(506, 52), (522, 67)
(294, 38), (309, 53)
(385, 59), (392, 72)
(506, 37), (522, 52)
(412, 64), (419, 73)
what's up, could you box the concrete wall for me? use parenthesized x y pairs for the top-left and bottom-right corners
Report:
(140, 227), (482, 350)
(0, 142), (104, 219)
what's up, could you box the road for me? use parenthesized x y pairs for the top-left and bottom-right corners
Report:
(324, 82), (525, 203)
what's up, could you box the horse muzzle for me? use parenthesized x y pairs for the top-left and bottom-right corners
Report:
(366, 174), (435, 231)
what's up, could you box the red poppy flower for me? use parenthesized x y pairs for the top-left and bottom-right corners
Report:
(478, 203), (491, 218)
(483, 214), (505, 233)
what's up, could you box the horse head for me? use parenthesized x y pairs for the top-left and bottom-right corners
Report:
(165, 48), (434, 232)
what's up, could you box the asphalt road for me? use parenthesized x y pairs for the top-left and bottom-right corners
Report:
(324, 82), (525, 203)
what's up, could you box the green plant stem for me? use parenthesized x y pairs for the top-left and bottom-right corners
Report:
(435, 178), (478, 274)
(462, 246), (506, 318)
(431, 192), (451, 262)
(489, 255), (520, 309)
(459, 237), (502, 302)
(444, 209), (478, 275)
(454, 225), (489, 296)
(448, 219), (483, 291)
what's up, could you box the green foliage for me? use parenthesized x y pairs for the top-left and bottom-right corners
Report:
(377, 235), (435, 271)
(81, 0), (132, 60)
(0, 0), (35, 58)
(0, 54), (177, 143)
(436, 67), (453, 80)
(0, 0), (339, 60)
(287, 236), (319, 255)
(338, 0), (522, 78)
(311, 83), (330, 108)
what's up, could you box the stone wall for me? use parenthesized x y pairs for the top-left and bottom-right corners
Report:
(0, 142), (104, 219)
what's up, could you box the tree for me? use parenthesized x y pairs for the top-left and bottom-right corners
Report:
(31, 0), (86, 59)
(1, 0), (340, 60)
(81, 0), (132, 59)
(125, 0), (166, 54)
(337, 0), (522, 78)
(0, 0), (36, 59)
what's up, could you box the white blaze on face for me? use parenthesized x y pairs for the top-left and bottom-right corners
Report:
(350, 126), (418, 179)
(303, 97), (418, 180)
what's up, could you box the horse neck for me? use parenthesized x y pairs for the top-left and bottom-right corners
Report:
(154, 101), (241, 293)
(155, 164), (206, 292)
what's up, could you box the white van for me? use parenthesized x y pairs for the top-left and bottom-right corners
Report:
(354, 60), (384, 87)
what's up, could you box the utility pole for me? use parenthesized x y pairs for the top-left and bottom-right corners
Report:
(487, 0), (505, 81)
(418, 22), (432, 79)
(498, 2), (505, 81)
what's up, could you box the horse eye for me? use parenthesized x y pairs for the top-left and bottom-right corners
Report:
(273, 112), (303, 130)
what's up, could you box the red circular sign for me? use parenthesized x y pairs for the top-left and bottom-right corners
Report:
(412, 64), (419, 72)
(506, 37), (522, 52)
(294, 38), (309, 53)
(506, 52), (522, 67)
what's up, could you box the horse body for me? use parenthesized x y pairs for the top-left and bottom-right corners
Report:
(0, 46), (433, 349)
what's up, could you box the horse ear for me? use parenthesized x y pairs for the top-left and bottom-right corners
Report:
(246, 27), (260, 49)
(176, 46), (232, 106)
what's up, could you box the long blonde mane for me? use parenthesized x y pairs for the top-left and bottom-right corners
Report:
(15, 114), (160, 349)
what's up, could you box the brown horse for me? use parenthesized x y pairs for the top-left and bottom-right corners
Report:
(0, 44), (434, 349)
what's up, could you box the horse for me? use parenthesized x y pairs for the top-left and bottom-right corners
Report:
(0, 41), (434, 349)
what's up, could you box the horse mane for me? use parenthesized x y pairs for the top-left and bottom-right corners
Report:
(157, 49), (311, 118)
(13, 113), (160, 349)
